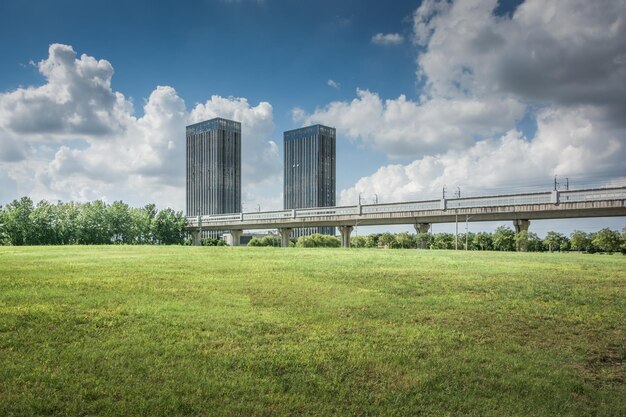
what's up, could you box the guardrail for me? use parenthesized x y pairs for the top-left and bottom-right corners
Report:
(186, 186), (626, 226)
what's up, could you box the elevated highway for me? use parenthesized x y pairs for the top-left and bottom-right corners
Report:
(185, 187), (626, 247)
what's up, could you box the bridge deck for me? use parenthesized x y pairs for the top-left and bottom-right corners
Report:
(185, 187), (626, 231)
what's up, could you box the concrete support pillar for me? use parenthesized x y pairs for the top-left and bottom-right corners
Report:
(514, 219), (530, 252)
(513, 219), (530, 234)
(191, 230), (202, 246)
(226, 230), (243, 246)
(339, 226), (353, 248)
(414, 223), (431, 249)
(414, 223), (431, 234)
(278, 228), (292, 247)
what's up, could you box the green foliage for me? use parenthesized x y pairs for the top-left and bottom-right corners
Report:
(1, 247), (625, 416)
(544, 231), (570, 253)
(296, 233), (340, 248)
(591, 228), (622, 253)
(378, 232), (396, 248)
(248, 236), (280, 247)
(350, 235), (368, 248)
(394, 232), (415, 249)
(415, 232), (432, 249)
(493, 226), (515, 251)
(473, 232), (493, 251)
(152, 208), (186, 245)
(202, 237), (225, 246)
(431, 232), (454, 250)
(0, 197), (184, 245)
(2, 197), (34, 245)
(570, 230), (593, 253)
(515, 231), (545, 252)
(364, 233), (379, 248)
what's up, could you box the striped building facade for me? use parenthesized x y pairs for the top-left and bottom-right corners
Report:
(284, 124), (336, 237)
(186, 118), (241, 223)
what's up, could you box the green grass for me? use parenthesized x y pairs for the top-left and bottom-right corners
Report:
(0, 246), (624, 416)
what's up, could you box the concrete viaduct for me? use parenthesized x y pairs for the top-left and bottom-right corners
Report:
(185, 187), (626, 247)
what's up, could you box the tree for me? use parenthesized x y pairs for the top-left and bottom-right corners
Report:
(570, 230), (592, 252)
(77, 200), (110, 244)
(493, 226), (515, 251)
(394, 232), (415, 249)
(591, 228), (621, 253)
(152, 208), (185, 245)
(57, 201), (80, 244)
(107, 201), (134, 244)
(431, 233), (454, 250)
(133, 204), (157, 244)
(296, 233), (340, 248)
(29, 200), (59, 245)
(350, 236), (368, 248)
(0, 207), (8, 245)
(543, 231), (568, 253)
(473, 232), (493, 251)
(526, 232), (545, 252)
(378, 233), (396, 249)
(364, 234), (379, 248)
(2, 197), (34, 245)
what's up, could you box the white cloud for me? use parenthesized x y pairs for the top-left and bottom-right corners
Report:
(301, 89), (525, 157)
(0, 44), (280, 210)
(327, 79), (341, 90)
(371, 33), (405, 45)
(341, 106), (626, 205)
(413, 0), (626, 114)
(0, 44), (131, 139)
(297, 0), (626, 205)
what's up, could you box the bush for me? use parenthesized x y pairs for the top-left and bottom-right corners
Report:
(296, 233), (341, 248)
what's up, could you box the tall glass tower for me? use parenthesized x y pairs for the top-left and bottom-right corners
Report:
(284, 124), (336, 236)
(186, 118), (241, 218)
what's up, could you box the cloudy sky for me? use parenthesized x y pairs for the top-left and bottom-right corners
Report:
(0, 0), (624, 235)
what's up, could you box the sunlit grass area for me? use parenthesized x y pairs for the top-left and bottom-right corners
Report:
(0, 246), (624, 416)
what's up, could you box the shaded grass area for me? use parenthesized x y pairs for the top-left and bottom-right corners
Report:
(0, 246), (624, 416)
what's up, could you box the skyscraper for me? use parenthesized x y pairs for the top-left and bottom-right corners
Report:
(186, 118), (241, 218)
(284, 124), (336, 236)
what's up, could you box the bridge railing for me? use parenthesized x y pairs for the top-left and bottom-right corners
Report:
(560, 187), (626, 202)
(361, 200), (441, 214)
(295, 206), (358, 217)
(242, 210), (293, 221)
(447, 192), (552, 209)
(186, 186), (626, 225)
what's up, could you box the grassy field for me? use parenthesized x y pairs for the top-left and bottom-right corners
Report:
(0, 246), (624, 416)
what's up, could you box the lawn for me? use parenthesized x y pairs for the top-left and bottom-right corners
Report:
(0, 246), (624, 416)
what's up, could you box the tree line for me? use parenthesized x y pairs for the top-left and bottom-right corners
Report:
(247, 227), (626, 253)
(349, 226), (626, 253)
(0, 197), (186, 245)
(2, 196), (624, 252)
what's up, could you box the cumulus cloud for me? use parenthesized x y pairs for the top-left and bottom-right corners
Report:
(414, 0), (626, 115)
(302, 89), (525, 157)
(371, 33), (405, 45)
(297, 0), (626, 203)
(0, 44), (131, 138)
(0, 44), (280, 210)
(341, 106), (626, 205)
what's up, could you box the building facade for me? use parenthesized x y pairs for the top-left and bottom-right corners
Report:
(186, 118), (241, 220)
(284, 124), (336, 237)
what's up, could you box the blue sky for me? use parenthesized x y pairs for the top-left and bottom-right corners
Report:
(0, 0), (624, 236)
